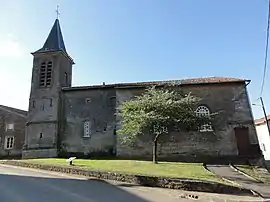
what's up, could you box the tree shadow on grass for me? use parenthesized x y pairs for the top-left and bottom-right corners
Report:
(0, 173), (152, 202)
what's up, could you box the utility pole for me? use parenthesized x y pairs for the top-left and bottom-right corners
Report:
(260, 96), (270, 136)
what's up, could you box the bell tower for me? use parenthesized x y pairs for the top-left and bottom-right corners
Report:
(23, 18), (74, 158)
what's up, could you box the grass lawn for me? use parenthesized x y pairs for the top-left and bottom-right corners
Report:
(235, 165), (270, 183)
(20, 158), (225, 183)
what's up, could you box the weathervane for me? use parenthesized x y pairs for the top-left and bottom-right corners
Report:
(56, 5), (60, 19)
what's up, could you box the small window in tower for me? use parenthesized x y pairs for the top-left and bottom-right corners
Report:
(41, 100), (45, 110)
(40, 133), (43, 139)
(32, 100), (35, 108)
(85, 98), (91, 104)
(50, 99), (52, 106)
(65, 72), (68, 85)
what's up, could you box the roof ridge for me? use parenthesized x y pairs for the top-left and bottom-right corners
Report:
(0, 105), (27, 118)
(62, 77), (248, 91)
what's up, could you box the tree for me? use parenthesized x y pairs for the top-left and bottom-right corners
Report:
(117, 86), (215, 163)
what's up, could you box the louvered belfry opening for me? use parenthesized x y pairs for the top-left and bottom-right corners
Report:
(40, 61), (53, 87)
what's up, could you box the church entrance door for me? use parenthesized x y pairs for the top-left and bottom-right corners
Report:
(234, 127), (251, 156)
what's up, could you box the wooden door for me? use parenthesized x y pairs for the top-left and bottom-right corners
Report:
(234, 127), (251, 156)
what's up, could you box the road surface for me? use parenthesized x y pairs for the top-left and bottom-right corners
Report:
(0, 164), (264, 202)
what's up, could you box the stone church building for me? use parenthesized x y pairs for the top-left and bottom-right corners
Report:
(0, 19), (262, 160)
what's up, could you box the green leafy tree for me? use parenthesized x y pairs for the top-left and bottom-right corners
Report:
(118, 86), (215, 163)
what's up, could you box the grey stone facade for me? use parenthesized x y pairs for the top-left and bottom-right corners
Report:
(115, 82), (259, 159)
(59, 88), (116, 157)
(1, 18), (260, 160)
(0, 105), (26, 158)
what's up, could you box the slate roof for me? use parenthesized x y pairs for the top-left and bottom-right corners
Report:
(34, 19), (66, 54)
(0, 105), (27, 118)
(62, 77), (249, 91)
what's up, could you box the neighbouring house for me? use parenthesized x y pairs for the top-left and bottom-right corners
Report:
(0, 18), (262, 162)
(0, 105), (27, 158)
(254, 115), (270, 167)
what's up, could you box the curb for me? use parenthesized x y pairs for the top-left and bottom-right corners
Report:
(0, 160), (255, 196)
(204, 164), (262, 198)
(203, 163), (241, 187)
(229, 164), (266, 199)
(229, 164), (263, 183)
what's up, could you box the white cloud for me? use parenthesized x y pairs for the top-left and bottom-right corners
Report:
(0, 34), (25, 58)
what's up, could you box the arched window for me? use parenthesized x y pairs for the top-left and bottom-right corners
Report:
(39, 61), (52, 87)
(196, 106), (210, 116)
(195, 105), (213, 132)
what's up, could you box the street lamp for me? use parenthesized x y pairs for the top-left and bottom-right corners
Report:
(252, 96), (270, 137)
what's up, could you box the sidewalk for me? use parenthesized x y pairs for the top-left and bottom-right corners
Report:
(207, 164), (270, 199)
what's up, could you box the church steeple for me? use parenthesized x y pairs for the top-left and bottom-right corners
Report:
(34, 19), (67, 54)
(24, 12), (74, 158)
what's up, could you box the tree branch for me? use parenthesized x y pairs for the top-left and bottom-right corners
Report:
(154, 133), (161, 142)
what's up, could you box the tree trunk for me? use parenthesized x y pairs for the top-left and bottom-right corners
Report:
(152, 134), (160, 164)
(153, 140), (158, 164)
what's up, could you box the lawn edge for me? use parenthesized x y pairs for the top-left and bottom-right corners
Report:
(0, 160), (257, 196)
(203, 163), (241, 187)
(229, 164), (263, 183)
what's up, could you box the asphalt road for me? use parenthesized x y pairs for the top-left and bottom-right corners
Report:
(0, 164), (264, 202)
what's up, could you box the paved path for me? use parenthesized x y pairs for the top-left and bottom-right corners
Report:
(207, 164), (270, 199)
(0, 164), (263, 202)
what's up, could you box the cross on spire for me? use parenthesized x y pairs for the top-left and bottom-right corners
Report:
(56, 5), (60, 19)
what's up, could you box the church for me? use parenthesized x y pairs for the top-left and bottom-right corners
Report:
(0, 19), (263, 160)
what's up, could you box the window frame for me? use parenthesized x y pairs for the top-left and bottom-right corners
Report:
(39, 61), (53, 88)
(262, 143), (266, 152)
(5, 123), (14, 131)
(4, 136), (15, 149)
(85, 98), (91, 104)
(83, 121), (91, 138)
(64, 72), (68, 85)
(195, 105), (213, 132)
(50, 98), (53, 107)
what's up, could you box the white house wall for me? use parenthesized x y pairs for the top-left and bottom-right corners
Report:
(256, 123), (270, 160)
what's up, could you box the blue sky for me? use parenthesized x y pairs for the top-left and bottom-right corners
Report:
(0, 0), (269, 119)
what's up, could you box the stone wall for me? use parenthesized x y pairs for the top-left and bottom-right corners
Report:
(57, 81), (259, 160)
(23, 52), (73, 158)
(0, 108), (26, 158)
(24, 123), (57, 149)
(115, 82), (259, 158)
(22, 148), (57, 159)
(60, 87), (117, 156)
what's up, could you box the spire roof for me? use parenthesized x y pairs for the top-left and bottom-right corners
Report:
(34, 19), (67, 53)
